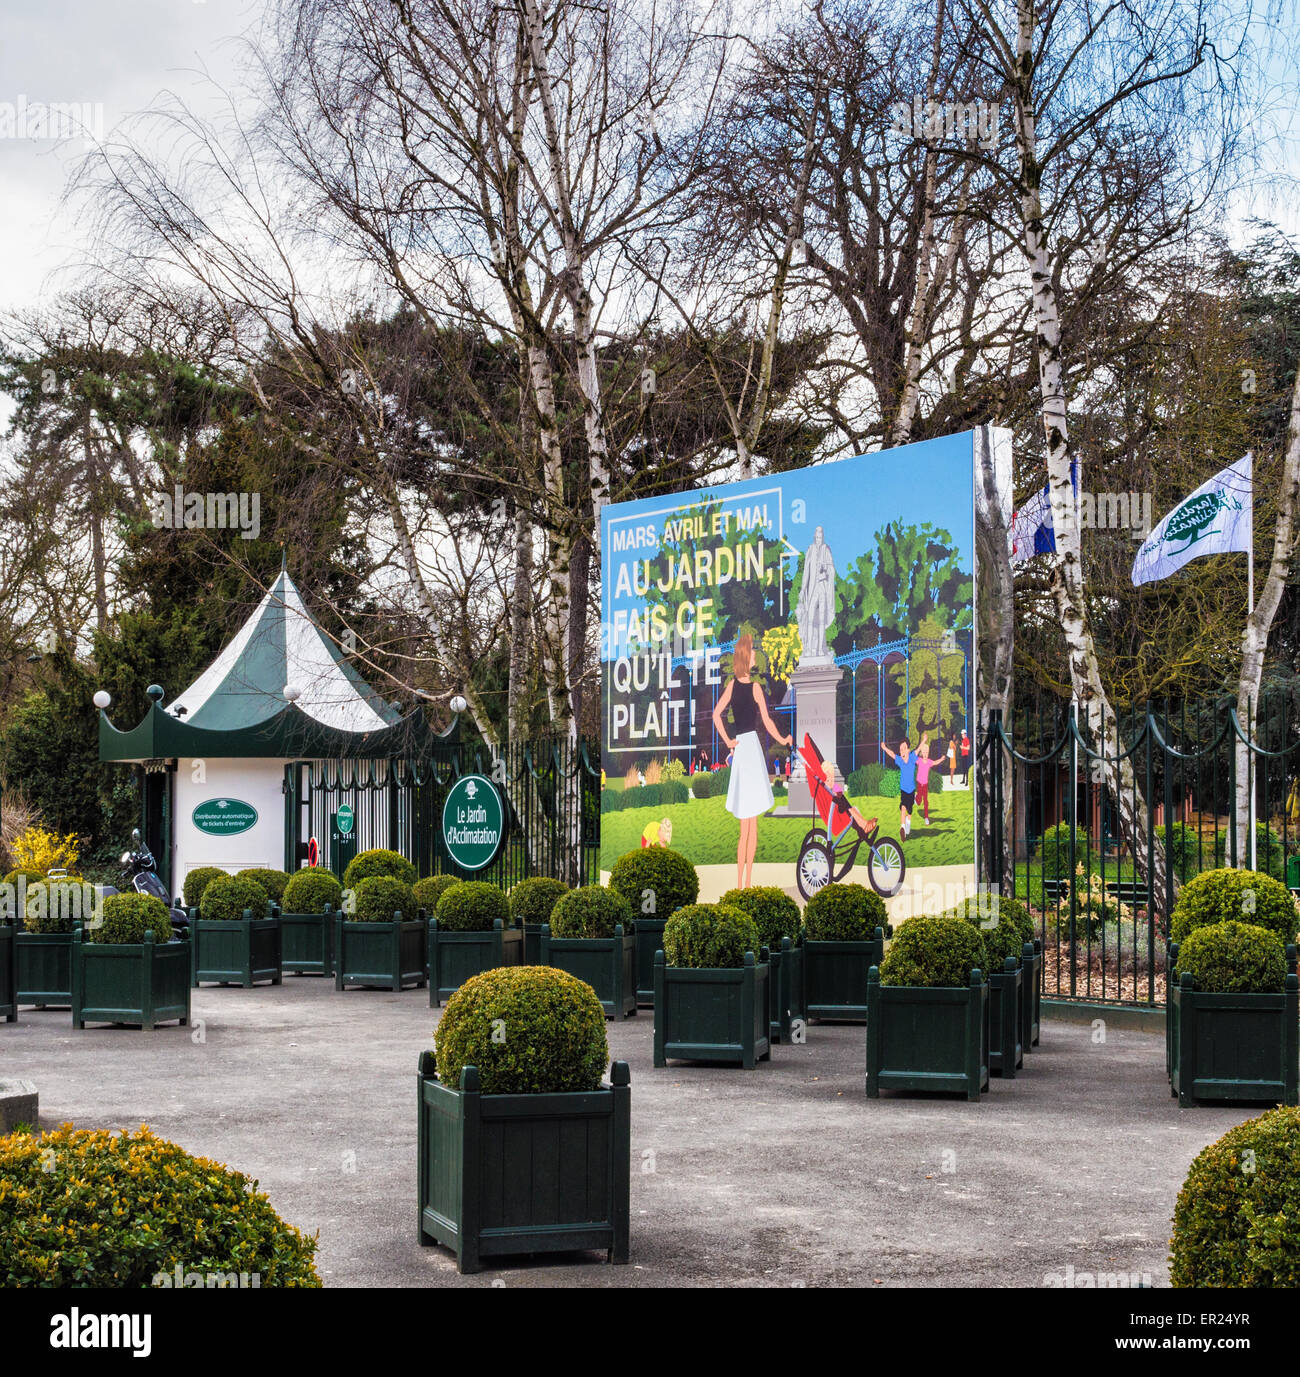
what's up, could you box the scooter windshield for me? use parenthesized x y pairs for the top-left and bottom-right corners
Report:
(133, 871), (170, 902)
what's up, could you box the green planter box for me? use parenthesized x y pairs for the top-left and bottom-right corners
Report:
(417, 1053), (631, 1274)
(652, 951), (771, 1068)
(191, 914), (282, 988)
(634, 917), (668, 1006)
(988, 957), (1023, 1078)
(335, 915), (428, 991)
(803, 928), (886, 1021)
(16, 930), (74, 1007)
(768, 937), (806, 1044)
(281, 906), (337, 976)
(523, 922), (545, 965)
(1167, 943), (1299, 1107)
(1020, 939), (1043, 1050)
(865, 967), (989, 1101)
(71, 928), (191, 1030)
(0, 922), (15, 1022)
(539, 924), (637, 1020)
(428, 920), (523, 1007)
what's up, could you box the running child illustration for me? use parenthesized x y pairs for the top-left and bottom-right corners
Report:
(879, 736), (918, 840)
(914, 733), (936, 825)
(713, 632), (793, 890)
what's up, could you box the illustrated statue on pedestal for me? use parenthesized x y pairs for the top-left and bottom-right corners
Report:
(774, 526), (843, 817)
(796, 527), (836, 663)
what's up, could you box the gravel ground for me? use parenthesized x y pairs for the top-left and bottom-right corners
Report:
(0, 979), (1265, 1288)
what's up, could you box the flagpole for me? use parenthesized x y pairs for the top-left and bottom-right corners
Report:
(1248, 489), (1256, 872)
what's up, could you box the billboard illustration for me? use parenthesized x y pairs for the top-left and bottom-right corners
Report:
(600, 431), (980, 915)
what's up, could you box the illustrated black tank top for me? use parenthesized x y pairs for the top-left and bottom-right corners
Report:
(730, 679), (758, 734)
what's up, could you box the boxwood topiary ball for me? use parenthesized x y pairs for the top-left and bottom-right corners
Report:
(608, 847), (699, 922)
(1170, 1106), (1300, 1287)
(182, 866), (228, 909)
(802, 882), (886, 942)
(1170, 868), (1298, 947)
(550, 885), (632, 939)
(434, 880), (508, 931)
(663, 903), (759, 969)
(235, 868), (290, 903)
(1174, 921), (1287, 994)
(91, 893), (173, 945)
(200, 875), (271, 923)
(0, 1124), (321, 1287)
(414, 875), (463, 913)
(342, 848), (416, 889)
(281, 868), (343, 915)
(434, 966), (609, 1095)
(880, 914), (988, 988)
(351, 875), (416, 922)
(947, 893), (1036, 969)
(507, 876), (569, 926)
(719, 886), (801, 950)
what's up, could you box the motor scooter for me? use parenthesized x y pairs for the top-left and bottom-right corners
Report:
(96, 828), (189, 932)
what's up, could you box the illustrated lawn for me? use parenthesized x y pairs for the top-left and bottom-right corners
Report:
(602, 790), (974, 869)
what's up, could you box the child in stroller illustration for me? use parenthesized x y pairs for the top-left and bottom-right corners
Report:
(795, 734), (906, 900)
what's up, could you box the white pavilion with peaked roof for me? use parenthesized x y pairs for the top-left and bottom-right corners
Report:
(99, 565), (451, 894)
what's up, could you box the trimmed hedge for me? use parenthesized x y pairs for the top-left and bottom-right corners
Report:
(281, 869), (343, 915)
(719, 885), (801, 950)
(351, 875), (416, 923)
(550, 885), (633, 939)
(507, 877), (568, 927)
(608, 847), (699, 920)
(846, 763), (885, 798)
(21, 878), (90, 934)
(880, 914), (988, 988)
(1170, 1106), (1300, 1287)
(1159, 822), (1203, 882)
(0, 1125), (321, 1287)
(689, 766), (731, 800)
(600, 780), (689, 812)
(91, 893), (173, 945)
(199, 875), (270, 923)
(235, 868), (290, 902)
(947, 893), (1035, 969)
(413, 875), (463, 912)
(802, 882), (886, 942)
(1169, 868), (1298, 947)
(434, 965), (608, 1095)
(1174, 921), (1287, 994)
(342, 848), (416, 889)
(182, 866), (228, 909)
(662, 903), (759, 969)
(434, 880), (509, 932)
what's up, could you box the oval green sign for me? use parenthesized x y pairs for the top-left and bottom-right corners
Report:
(335, 803), (355, 836)
(442, 775), (504, 872)
(192, 798), (259, 836)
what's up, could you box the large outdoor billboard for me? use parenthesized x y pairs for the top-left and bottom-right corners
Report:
(599, 431), (980, 913)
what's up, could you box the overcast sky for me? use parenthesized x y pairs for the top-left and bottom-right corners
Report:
(0, 0), (260, 314)
(1, 1), (1297, 323)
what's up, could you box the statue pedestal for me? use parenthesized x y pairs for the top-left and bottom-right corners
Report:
(773, 660), (843, 817)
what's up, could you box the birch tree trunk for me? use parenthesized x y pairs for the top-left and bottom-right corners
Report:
(1236, 370), (1300, 863)
(1010, 0), (1170, 908)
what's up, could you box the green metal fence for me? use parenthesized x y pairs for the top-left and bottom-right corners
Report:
(285, 736), (601, 889)
(979, 690), (1300, 1006)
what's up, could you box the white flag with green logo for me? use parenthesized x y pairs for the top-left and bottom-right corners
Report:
(1131, 453), (1252, 587)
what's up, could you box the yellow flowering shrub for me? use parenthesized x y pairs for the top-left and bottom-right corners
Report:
(0, 1124), (321, 1287)
(10, 826), (80, 876)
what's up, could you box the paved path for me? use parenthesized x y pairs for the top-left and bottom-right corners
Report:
(0, 981), (1262, 1287)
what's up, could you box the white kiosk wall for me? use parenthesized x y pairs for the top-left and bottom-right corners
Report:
(172, 759), (289, 887)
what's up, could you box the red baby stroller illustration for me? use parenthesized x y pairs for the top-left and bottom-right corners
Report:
(795, 734), (906, 900)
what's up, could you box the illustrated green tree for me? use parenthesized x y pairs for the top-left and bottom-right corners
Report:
(887, 614), (967, 736)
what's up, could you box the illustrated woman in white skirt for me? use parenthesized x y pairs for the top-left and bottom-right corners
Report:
(712, 632), (793, 890)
